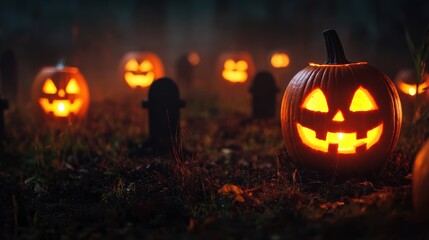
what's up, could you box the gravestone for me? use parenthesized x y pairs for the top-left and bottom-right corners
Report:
(142, 77), (185, 153)
(0, 50), (18, 104)
(249, 71), (279, 119)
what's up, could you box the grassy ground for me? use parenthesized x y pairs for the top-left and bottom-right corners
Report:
(1, 97), (428, 239)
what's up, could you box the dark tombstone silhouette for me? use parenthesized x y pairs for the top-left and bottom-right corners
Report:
(142, 78), (185, 154)
(249, 71), (279, 119)
(0, 50), (18, 104)
(0, 98), (8, 140)
(175, 54), (194, 88)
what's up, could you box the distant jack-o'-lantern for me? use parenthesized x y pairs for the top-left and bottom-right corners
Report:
(187, 52), (200, 66)
(218, 52), (254, 83)
(394, 69), (429, 97)
(32, 66), (90, 118)
(270, 52), (290, 68)
(281, 30), (402, 173)
(120, 52), (164, 88)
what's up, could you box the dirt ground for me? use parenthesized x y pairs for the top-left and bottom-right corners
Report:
(1, 98), (428, 239)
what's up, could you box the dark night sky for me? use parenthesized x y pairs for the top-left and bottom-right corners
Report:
(0, 0), (428, 101)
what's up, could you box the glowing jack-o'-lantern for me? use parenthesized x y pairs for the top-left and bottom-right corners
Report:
(187, 52), (200, 66)
(120, 52), (164, 88)
(394, 69), (429, 97)
(270, 52), (290, 68)
(281, 30), (402, 173)
(218, 52), (254, 83)
(32, 66), (90, 118)
(297, 87), (383, 154)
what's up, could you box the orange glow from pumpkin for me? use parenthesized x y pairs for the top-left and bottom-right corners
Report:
(188, 52), (200, 66)
(38, 77), (84, 117)
(296, 123), (383, 154)
(297, 86), (382, 154)
(397, 81), (428, 96)
(33, 66), (90, 119)
(124, 72), (154, 88)
(65, 78), (80, 94)
(39, 99), (84, 117)
(271, 53), (290, 68)
(222, 59), (248, 83)
(301, 88), (329, 112)
(42, 78), (57, 94)
(332, 111), (345, 122)
(124, 59), (155, 88)
(140, 60), (153, 72)
(349, 87), (378, 111)
(309, 62), (367, 67)
(58, 89), (66, 97)
(125, 59), (139, 71)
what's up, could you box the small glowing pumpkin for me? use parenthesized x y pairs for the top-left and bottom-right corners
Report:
(32, 66), (90, 118)
(270, 51), (290, 68)
(394, 69), (429, 97)
(187, 52), (200, 66)
(413, 140), (429, 222)
(280, 30), (402, 173)
(218, 52), (254, 83)
(120, 52), (164, 88)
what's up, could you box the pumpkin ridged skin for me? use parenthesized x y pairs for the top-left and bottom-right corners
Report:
(280, 30), (402, 173)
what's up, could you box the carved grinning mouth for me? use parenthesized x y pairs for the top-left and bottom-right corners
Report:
(296, 123), (383, 154)
(222, 70), (248, 83)
(39, 98), (83, 117)
(124, 72), (155, 88)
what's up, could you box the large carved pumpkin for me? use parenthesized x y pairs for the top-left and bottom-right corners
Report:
(32, 66), (90, 118)
(280, 30), (402, 173)
(119, 52), (164, 89)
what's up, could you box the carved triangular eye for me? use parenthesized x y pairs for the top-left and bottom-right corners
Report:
(140, 60), (153, 72)
(125, 59), (139, 71)
(349, 86), (378, 112)
(236, 60), (248, 70)
(65, 78), (80, 94)
(224, 59), (236, 70)
(42, 78), (57, 94)
(302, 88), (329, 112)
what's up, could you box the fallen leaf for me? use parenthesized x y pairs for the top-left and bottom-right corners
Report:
(218, 184), (244, 195)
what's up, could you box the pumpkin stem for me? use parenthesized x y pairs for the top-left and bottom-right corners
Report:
(323, 29), (350, 64)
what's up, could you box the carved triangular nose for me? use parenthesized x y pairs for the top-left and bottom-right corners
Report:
(332, 110), (345, 122)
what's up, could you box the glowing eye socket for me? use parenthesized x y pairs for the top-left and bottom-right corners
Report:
(349, 87), (378, 112)
(125, 59), (139, 71)
(65, 78), (80, 94)
(140, 60), (153, 72)
(236, 60), (248, 70)
(42, 78), (57, 94)
(302, 88), (329, 112)
(224, 59), (236, 70)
